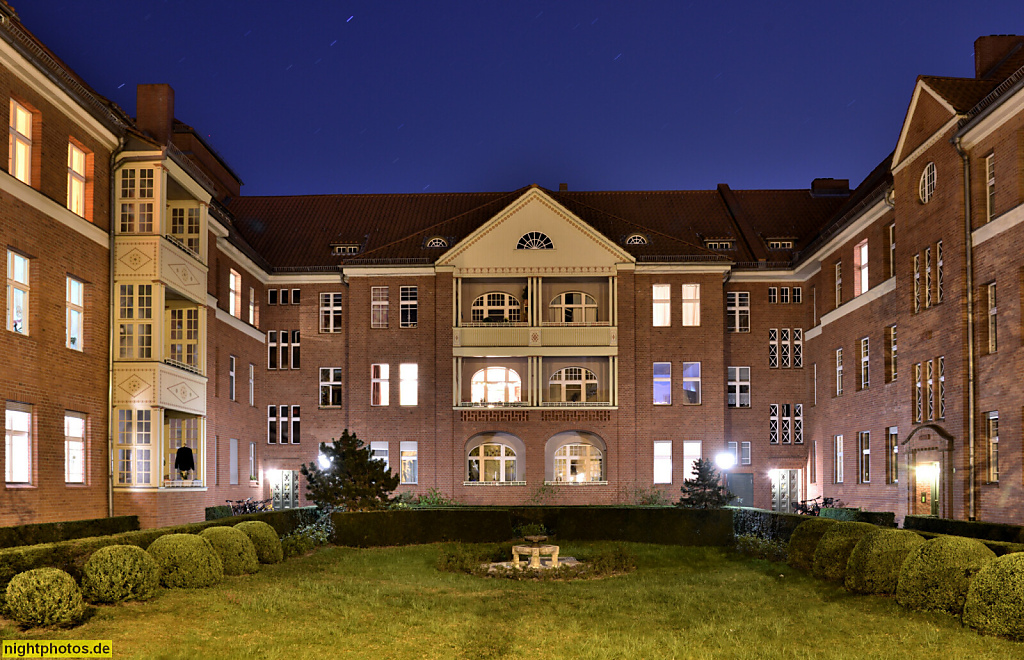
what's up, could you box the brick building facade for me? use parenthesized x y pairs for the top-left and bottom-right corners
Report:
(2, 2), (1024, 527)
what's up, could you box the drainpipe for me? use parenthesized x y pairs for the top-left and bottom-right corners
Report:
(953, 136), (976, 521)
(108, 137), (126, 517)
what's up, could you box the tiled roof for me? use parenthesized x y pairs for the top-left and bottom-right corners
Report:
(920, 76), (1001, 113)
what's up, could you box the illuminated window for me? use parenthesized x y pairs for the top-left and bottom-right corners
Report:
(67, 142), (87, 217)
(553, 443), (604, 482)
(854, 240), (868, 296)
(65, 412), (86, 484)
(8, 99), (32, 185)
(5, 403), (31, 483)
(682, 362), (701, 404)
(471, 367), (522, 404)
(371, 364), (389, 406)
(653, 441), (672, 484)
(467, 443), (518, 483)
(320, 368), (343, 407)
(400, 363), (418, 406)
(7, 251), (28, 335)
(727, 367), (750, 408)
(652, 285), (670, 327)
(682, 284), (700, 326)
(653, 362), (671, 405)
(66, 276), (83, 351)
(401, 441), (418, 484)
(987, 412), (999, 482)
(116, 409), (151, 485)
(229, 270), (241, 318)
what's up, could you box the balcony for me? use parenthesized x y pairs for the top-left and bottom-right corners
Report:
(112, 361), (207, 416)
(455, 323), (616, 348)
(114, 234), (207, 305)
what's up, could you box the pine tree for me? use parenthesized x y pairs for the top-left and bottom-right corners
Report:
(299, 430), (399, 511)
(677, 458), (734, 509)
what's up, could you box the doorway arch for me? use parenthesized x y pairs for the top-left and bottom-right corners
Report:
(901, 424), (955, 518)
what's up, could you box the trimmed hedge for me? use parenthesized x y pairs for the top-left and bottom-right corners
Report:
(911, 531), (1024, 557)
(235, 521), (283, 564)
(820, 508), (896, 528)
(730, 507), (807, 542)
(81, 545), (159, 603)
(896, 535), (996, 615)
(199, 527), (259, 575)
(0, 507), (313, 594)
(787, 518), (838, 571)
(903, 515), (1024, 544)
(844, 529), (925, 595)
(205, 506), (232, 521)
(147, 534), (223, 588)
(5, 568), (84, 627)
(963, 553), (1024, 641)
(0, 516), (139, 550)
(811, 521), (878, 582)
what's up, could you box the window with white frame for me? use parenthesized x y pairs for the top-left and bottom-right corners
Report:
(169, 205), (201, 255)
(471, 292), (521, 322)
(267, 331), (278, 369)
(268, 289), (278, 305)
(985, 154), (995, 222)
(548, 367), (598, 403)
(371, 364), (390, 406)
(371, 286), (389, 328)
(780, 403), (792, 444)
(793, 329), (803, 368)
(370, 441), (389, 472)
(320, 368), (343, 407)
(682, 441), (701, 480)
(727, 367), (750, 408)
(228, 356), (236, 401)
(769, 404), (779, 444)
(229, 438), (238, 485)
(924, 247), (932, 308)
(249, 442), (256, 480)
(471, 367), (522, 404)
(854, 240), (868, 296)
(249, 287), (256, 326)
(65, 412), (86, 484)
(860, 337), (870, 389)
(886, 427), (898, 484)
(780, 287), (790, 304)
(467, 443), (518, 483)
(858, 431), (870, 483)
(938, 356), (945, 419)
(794, 404), (803, 444)
(166, 416), (202, 482)
(740, 441), (751, 465)
(914, 363), (923, 423)
(727, 441), (738, 466)
(682, 362), (701, 404)
(653, 284), (670, 326)
(887, 224), (896, 279)
(115, 409), (151, 485)
(550, 292), (598, 323)
(780, 329), (790, 368)
(400, 363), (418, 406)
(919, 162), (936, 203)
(726, 292), (749, 332)
(705, 240), (733, 250)
(267, 405), (300, 444)
(401, 441), (418, 484)
(835, 348), (843, 396)
(834, 435), (844, 483)
(834, 261), (842, 307)
(9, 99), (32, 185)
(913, 254), (920, 313)
(768, 240), (793, 250)
(793, 287), (802, 304)
(887, 325), (898, 382)
(267, 330), (300, 370)
(768, 287), (777, 304)
(400, 286), (418, 328)
(118, 284), (153, 359)
(682, 284), (700, 326)
(936, 240), (943, 304)
(653, 362), (671, 405)
(290, 289), (300, 304)
(67, 142), (87, 217)
(320, 293), (343, 332)
(229, 270), (241, 318)
(811, 441), (817, 483)
(118, 168), (154, 234)
(769, 329), (778, 368)
(517, 232), (553, 250)
(168, 306), (200, 369)
(66, 276), (83, 351)
(7, 251), (29, 335)
(986, 411), (999, 482)
(653, 441), (672, 484)
(926, 360), (934, 421)
(553, 443), (604, 482)
(987, 282), (997, 353)
(249, 364), (254, 406)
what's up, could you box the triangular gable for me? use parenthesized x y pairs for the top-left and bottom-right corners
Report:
(438, 187), (635, 273)
(892, 80), (958, 169)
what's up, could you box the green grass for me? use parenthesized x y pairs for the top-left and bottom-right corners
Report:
(1, 542), (1017, 659)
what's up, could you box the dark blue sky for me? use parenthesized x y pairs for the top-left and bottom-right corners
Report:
(15, 1), (1023, 196)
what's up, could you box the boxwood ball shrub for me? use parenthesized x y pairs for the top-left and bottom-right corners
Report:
(5, 568), (84, 627)
(787, 518), (838, 571)
(811, 521), (878, 582)
(147, 533), (224, 588)
(234, 521), (283, 564)
(896, 535), (996, 615)
(81, 544), (159, 603)
(845, 529), (924, 595)
(963, 552), (1024, 640)
(199, 526), (259, 576)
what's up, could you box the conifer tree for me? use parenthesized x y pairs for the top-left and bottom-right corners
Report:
(300, 430), (399, 511)
(677, 458), (734, 509)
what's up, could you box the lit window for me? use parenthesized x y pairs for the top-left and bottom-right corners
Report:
(835, 348), (843, 396)
(248, 287), (256, 325)
(886, 427), (898, 484)
(987, 412), (999, 482)
(229, 270), (241, 318)
(118, 284), (153, 359)
(65, 412), (86, 484)
(768, 240), (793, 250)
(705, 240), (733, 250)
(834, 435), (844, 484)
(681, 284), (700, 326)
(858, 431), (870, 484)
(320, 292), (343, 332)
(371, 364), (390, 406)
(471, 292), (521, 322)
(919, 162), (936, 203)
(467, 443), (518, 483)
(516, 232), (553, 250)
(116, 409), (152, 485)
(401, 441), (418, 484)
(67, 142), (87, 217)
(987, 283), (997, 354)
(7, 251), (29, 335)
(4, 403), (31, 483)
(887, 325), (898, 382)
(8, 99), (32, 185)
(727, 367), (750, 408)
(726, 292), (749, 332)
(66, 276), (83, 350)
(548, 367), (599, 403)
(985, 154), (995, 222)
(370, 441), (389, 472)
(653, 285), (670, 327)
(550, 292), (598, 323)
(653, 441), (672, 484)
(682, 441), (702, 480)
(471, 367), (522, 404)
(553, 443), (604, 482)
(371, 286), (389, 328)
(320, 367), (343, 407)
(682, 362), (701, 404)
(400, 286), (418, 328)
(854, 240), (868, 296)
(860, 337), (870, 389)
(400, 363), (418, 406)
(653, 362), (672, 405)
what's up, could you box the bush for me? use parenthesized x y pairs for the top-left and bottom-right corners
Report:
(147, 534), (223, 588)
(730, 507), (807, 543)
(81, 545), (159, 603)
(963, 552), (1024, 640)
(0, 516), (139, 550)
(281, 512), (334, 558)
(845, 529), (925, 595)
(787, 518), (838, 571)
(205, 506), (232, 521)
(234, 521), (283, 564)
(199, 527), (258, 576)
(903, 515), (1024, 543)
(896, 536), (996, 615)
(819, 508), (860, 522)
(4, 568), (84, 627)
(812, 521), (878, 582)
(735, 534), (788, 562)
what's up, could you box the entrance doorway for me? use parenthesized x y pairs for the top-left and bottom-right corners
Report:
(770, 469), (800, 513)
(914, 460), (940, 516)
(727, 473), (754, 507)
(271, 470), (300, 509)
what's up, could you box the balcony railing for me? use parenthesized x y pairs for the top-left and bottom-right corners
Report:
(456, 400), (612, 408)
(163, 233), (201, 261)
(165, 357), (202, 375)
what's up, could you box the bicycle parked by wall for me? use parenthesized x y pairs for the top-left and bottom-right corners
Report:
(791, 496), (843, 515)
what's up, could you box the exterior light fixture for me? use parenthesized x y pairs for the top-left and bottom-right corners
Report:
(715, 452), (736, 470)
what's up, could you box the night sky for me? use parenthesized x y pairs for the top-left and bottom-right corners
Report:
(13, 1), (1024, 196)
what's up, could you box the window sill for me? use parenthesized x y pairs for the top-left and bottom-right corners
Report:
(65, 482), (89, 488)
(163, 479), (204, 488)
(5, 483), (35, 489)
(543, 480), (609, 486)
(463, 481), (527, 486)
(249, 480), (260, 488)
(319, 405), (342, 410)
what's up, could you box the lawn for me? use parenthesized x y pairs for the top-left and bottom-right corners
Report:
(1, 542), (1018, 659)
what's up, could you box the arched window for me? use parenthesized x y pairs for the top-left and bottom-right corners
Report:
(625, 233), (648, 245)
(554, 443), (604, 482)
(517, 232), (553, 250)
(919, 162), (936, 203)
(467, 443), (518, 482)
(549, 292), (598, 323)
(548, 367), (598, 403)
(471, 292), (521, 322)
(425, 236), (448, 248)
(471, 367), (522, 403)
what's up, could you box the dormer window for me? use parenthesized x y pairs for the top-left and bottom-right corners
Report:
(425, 237), (448, 248)
(517, 232), (553, 250)
(331, 244), (361, 256)
(625, 233), (649, 245)
(767, 240), (794, 250)
(705, 240), (734, 250)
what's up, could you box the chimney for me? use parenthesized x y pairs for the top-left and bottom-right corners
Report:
(558, 183), (568, 191)
(810, 178), (850, 197)
(135, 84), (175, 145)
(974, 35), (1024, 79)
